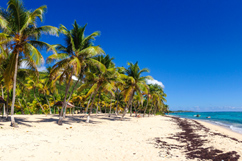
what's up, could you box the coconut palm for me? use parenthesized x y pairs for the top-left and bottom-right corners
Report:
(0, 0), (58, 127)
(48, 21), (104, 125)
(78, 55), (125, 122)
(25, 77), (46, 114)
(133, 93), (143, 117)
(120, 62), (152, 120)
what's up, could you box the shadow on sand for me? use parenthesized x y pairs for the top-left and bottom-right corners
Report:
(0, 114), (131, 127)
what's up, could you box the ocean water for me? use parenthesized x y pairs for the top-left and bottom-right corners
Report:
(169, 112), (242, 134)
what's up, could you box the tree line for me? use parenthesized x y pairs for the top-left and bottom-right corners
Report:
(0, 0), (168, 127)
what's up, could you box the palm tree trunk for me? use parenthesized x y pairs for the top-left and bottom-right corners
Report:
(44, 93), (51, 114)
(18, 98), (24, 114)
(10, 52), (19, 127)
(58, 70), (73, 125)
(85, 92), (94, 116)
(5, 90), (9, 120)
(121, 93), (134, 121)
(148, 110), (150, 117)
(143, 97), (149, 117)
(108, 95), (112, 117)
(154, 106), (157, 115)
(130, 101), (133, 117)
(1, 85), (5, 117)
(33, 88), (45, 114)
(134, 104), (138, 117)
(23, 97), (32, 115)
(96, 92), (100, 116)
(115, 93), (119, 116)
(63, 75), (81, 118)
(86, 86), (100, 123)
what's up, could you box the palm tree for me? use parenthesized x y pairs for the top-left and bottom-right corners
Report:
(0, 0), (58, 127)
(120, 62), (152, 120)
(25, 77), (46, 114)
(133, 93), (143, 117)
(38, 78), (52, 114)
(48, 21), (104, 125)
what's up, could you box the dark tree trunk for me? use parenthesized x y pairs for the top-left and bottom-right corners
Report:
(134, 104), (138, 117)
(1, 85), (5, 117)
(115, 93), (119, 116)
(130, 101), (133, 117)
(5, 90), (9, 120)
(96, 92), (100, 116)
(108, 95), (112, 117)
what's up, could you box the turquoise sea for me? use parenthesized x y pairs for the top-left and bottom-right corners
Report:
(169, 112), (242, 134)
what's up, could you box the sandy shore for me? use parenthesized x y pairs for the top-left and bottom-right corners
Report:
(0, 114), (242, 161)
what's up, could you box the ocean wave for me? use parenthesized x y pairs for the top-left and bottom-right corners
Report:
(230, 125), (242, 134)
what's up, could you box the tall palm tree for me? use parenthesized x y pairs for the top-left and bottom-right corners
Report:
(48, 21), (104, 125)
(0, 0), (58, 127)
(121, 62), (152, 120)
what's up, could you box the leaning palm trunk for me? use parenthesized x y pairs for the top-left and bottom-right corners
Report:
(33, 88), (45, 114)
(10, 52), (19, 127)
(121, 94), (134, 121)
(96, 92), (100, 116)
(44, 93), (52, 114)
(23, 97), (32, 115)
(115, 96), (119, 116)
(108, 96), (112, 117)
(143, 97), (149, 117)
(86, 86), (100, 123)
(130, 101), (133, 117)
(58, 71), (73, 125)
(85, 92), (94, 116)
(63, 76), (81, 118)
(1, 85), (5, 117)
(18, 98), (24, 114)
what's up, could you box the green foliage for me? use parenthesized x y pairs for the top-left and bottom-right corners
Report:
(0, 0), (168, 116)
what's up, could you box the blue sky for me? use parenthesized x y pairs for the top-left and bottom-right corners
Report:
(1, 0), (242, 111)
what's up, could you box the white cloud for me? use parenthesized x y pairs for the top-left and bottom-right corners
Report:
(37, 65), (47, 72)
(20, 60), (47, 72)
(72, 76), (78, 81)
(20, 61), (28, 69)
(147, 79), (165, 88)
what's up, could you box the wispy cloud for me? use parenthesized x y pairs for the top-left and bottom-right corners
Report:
(37, 65), (47, 72)
(147, 79), (165, 88)
(20, 61), (47, 72)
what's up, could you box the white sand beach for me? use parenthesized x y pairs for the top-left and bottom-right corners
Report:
(0, 115), (242, 161)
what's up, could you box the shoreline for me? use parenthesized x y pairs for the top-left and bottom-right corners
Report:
(197, 119), (242, 141)
(1, 114), (242, 160)
(169, 114), (242, 136)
